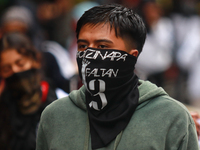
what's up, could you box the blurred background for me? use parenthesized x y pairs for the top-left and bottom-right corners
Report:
(2, 1), (200, 149)
(1, 0), (200, 110)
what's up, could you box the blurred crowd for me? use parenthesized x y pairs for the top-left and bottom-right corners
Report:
(1, 0), (200, 149)
(1, 0), (200, 106)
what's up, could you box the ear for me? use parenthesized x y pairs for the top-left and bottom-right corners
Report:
(129, 49), (138, 57)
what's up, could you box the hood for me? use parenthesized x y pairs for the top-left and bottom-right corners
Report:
(138, 80), (168, 104)
(69, 80), (168, 111)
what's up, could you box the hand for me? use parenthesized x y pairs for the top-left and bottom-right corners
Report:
(190, 111), (200, 138)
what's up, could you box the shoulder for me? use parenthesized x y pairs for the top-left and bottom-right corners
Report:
(43, 95), (71, 112)
(135, 92), (195, 142)
(40, 96), (71, 122)
(149, 93), (194, 126)
(138, 80), (194, 124)
(40, 86), (86, 123)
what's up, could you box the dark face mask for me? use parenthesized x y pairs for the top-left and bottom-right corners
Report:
(77, 48), (139, 149)
(77, 48), (137, 110)
(5, 69), (41, 98)
(5, 69), (42, 114)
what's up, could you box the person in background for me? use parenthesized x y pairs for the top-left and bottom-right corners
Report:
(0, 32), (67, 150)
(36, 4), (199, 149)
(0, 5), (75, 93)
(36, 0), (78, 92)
(171, 0), (200, 105)
(36, 0), (74, 48)
(135, 0), (174, 87)
(0, 5), (44, 49)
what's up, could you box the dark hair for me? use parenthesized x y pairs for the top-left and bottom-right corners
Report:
(0, 32), (41, 62)
(76, 3), (146, 54)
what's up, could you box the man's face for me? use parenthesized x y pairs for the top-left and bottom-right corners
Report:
(77, 23), (129, 53)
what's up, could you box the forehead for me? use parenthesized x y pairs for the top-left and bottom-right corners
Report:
(0, 49), (21, 62)
(78, 23), (118, 39)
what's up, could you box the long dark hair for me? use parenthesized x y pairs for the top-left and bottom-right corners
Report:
(0, 32), (41, 63)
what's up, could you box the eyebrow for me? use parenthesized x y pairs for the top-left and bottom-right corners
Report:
(95, 39), (113, 44)
(77, 39), (88, 44)
(77, 39), (113, 44)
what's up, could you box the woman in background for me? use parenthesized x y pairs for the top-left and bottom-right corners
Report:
(0, 32), (59, 150)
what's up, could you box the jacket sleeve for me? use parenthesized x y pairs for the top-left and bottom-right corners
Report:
(36, 122), (48, 150)
(178, 123), (200, 150)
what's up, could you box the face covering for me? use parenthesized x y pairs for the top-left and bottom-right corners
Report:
(77, 47), (139, 149)
(5, 69), (42, 114)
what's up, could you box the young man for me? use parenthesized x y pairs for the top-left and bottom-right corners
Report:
(36, 4), (199, 150)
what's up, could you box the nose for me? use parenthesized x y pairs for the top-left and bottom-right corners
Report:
(11, 65), (21, 73)
(88, 44), (95, 48)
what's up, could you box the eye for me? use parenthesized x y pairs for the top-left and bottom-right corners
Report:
(16, 59), (26, 67)
(98, 45), (107, 49)
(78, 44), (88, 51)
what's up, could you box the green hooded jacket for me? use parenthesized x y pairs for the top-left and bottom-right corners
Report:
(36, 80), (199, 150)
